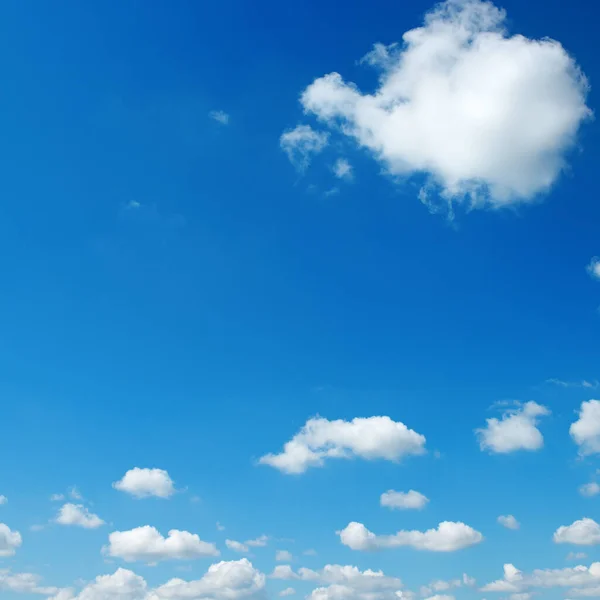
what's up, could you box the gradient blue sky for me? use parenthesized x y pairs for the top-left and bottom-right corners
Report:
(1, 0), (600, 599)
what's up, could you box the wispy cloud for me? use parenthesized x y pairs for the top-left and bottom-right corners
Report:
(545, 378), (599, 389)
(209, 110), (230, 125)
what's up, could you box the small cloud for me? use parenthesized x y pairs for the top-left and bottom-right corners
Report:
(0, 495), (6, 505)
(68, 486), (82, 500)
(324, 186), (340, 197)
(579, 482), (600, 497)
(50, 494), (65, 502)
(226, 539), (250, 553)
(497, 515), (520, 530)
(30, 524), (45, 532)
(125, 200), (142, 210)
(303, 548), (317, 556)
(209, 110), (230, 125)
(190, 496), (201, 504)
(55, 503), (105, 529)
(276, 550), (293, 562)
(567, 551), (587, 561)
(113, 467), (176, 499)
(587, 257), (600, 280)
(332, 158), (353, 180)
(545, 378), (599, 389)
(280, 125), (329, 172)
(279, 588), (296, 597)
(246, 534), (269, 547)
(380, 489), (429, 510)
(216, 522), (225, 531)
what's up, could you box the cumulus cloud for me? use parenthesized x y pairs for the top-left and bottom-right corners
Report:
(0, 569), (58, 595)
(276, 550), (293, 562)
(579, 482), (600, 497)
(113, 468), (176, 499)
(280, 125), (329, 172)
(246, 535), (269, 548)
(497, 515), (520, 530)
(420, 575), (474, 597)
(332, 158), (353, 180)
(338, 520), (483, 552)
(475, 401), (550, 453)
(259, 416), (426, 474)
(46, 559), (265, 600)
(0, 496), (6, 505)
(271, 564), (406, 600)
(209, 110), (230, 125)
(570, 400), (600, 455)
(0, 523), (22, 556)
(294, 0), (591, 213)
(380, 490), (429, 510)
(226, 540), (250, 553)
(55, 504), (105, 529)
(554, 519), (600, 546)
(104, 525), (219, 563)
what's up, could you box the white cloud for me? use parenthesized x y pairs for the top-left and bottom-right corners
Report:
(304, 549), (318, 556)
(0, 523), (22, 556)
(0, 569), (58, 595)
(338, 520), (483, 552)
(259, 415), (426, 474)
(113, 468), (176, 499)
(546, 378), (599, 390)
(567, 552), (588, 561)
(272, 564), (406, 600)
(475, 401), (550, 453)
(332, 158), (353, 180)
(50, 494), (65, 502)
(296, 0), (590, 213)
(217, 522), (226, 531)
(497, 515), (520, 530)
(246, 535), (269, 548)
(46, 559), (265, 600)
(55, 504), (105, 529)
(380, 490), (429, 510)
(0, 496), (6, 505)
(104, 525), (219, 562)
(152, 558), (265, 600)
(280, 125), (329, 172)
(579, 482), (600, 497)
(554, 519), (600, 546)
(587, 258), (600, 281)
(280, 588), (296, 597)
(226, 540), (250, 554)
(209, 110), (230, 125)
(69, 486), (83, 500)
(570, 400), (600, 455)
(420, 576), (467, 597)
(276, 550), (293, 562)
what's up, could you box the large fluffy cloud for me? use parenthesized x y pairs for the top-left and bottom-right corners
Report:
(475, 401), (550, 454)
(554, 519), (600, 546)
(570, 400), (600, 456)
(104, 526), (219, 563)
(269, 564), (406, 600)
(338, 521), (483, 552)
(55, 504), (105, 529)
(113, 468), (176, 499)
(0, 523), (22, 557)
(259, 416), (426, 474)
(293, 0), (590, 211)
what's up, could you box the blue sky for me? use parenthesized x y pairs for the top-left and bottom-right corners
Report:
(1, 0), (600, 598)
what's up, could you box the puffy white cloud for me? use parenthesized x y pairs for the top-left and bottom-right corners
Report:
(47, 560), (265, 600)
(113, 468), (176, 499)
(276, 550), (293, 562)
(151, 558), (266, 600)
(259, 416), (426, 474)
(274, 564), (406, 600)
(104, 525), (219, 563)
(475, 401), (550, 453)
(554, 519), (600, 546)
(279, 588), (296, 597)
(380, 490), (429, 510)
(338, 520), (483, 552)
(55, 504), (105, 529)
(280, 125), (329, 172)
(226, 540), (250, 553)
(209, 110), (230, 125)
(579, 483), (600, 497)
(296, 0), (590, 212)
(0, 523), (22, 556)
(587, 258), (600, 281)
(332, 158), (353, 180)
(570, 401), (600, 455)
(0, 569), (58, 595)
(497, 515), (520, 530)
